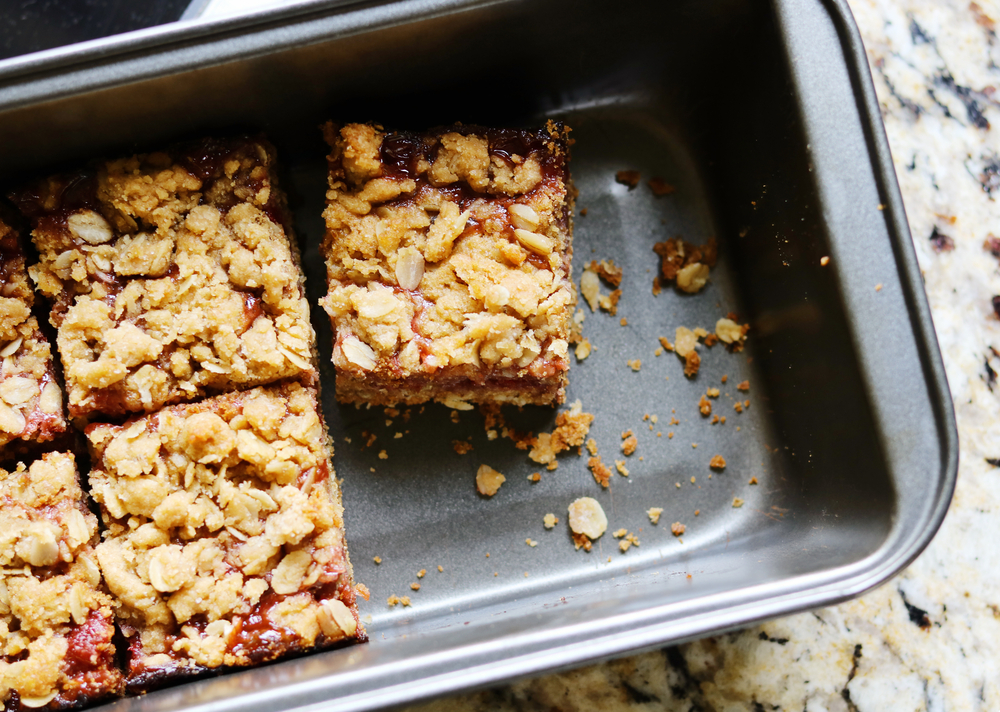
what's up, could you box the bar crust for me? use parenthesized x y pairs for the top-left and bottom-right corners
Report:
(320, 121), (575, 408)
(0, 452), (122, 711)
(11, 137), (316, 422)
(85, 382), (362, 692)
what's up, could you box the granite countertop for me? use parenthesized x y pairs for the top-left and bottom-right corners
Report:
(401, 0), (1000, 709)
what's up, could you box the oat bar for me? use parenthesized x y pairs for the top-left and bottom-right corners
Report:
(0, 452), (122, 711)
(320, 121), (575, 407)
(11, 137), (316, 421)
(86, 382), (362, 691)
(0, 219), (66, 459)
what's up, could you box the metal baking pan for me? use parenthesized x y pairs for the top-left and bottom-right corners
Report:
(0, 0), (957, 709)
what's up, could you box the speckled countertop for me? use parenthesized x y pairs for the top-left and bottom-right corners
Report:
(397, 0), (1000, 709)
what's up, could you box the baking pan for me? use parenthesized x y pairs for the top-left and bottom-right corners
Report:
(0, 0), (957, 709)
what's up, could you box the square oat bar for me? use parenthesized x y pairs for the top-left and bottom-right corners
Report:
(86, 382), (362, 691)
(11, 137), (316, 421)
(0, 219), (66, 459)
(320, 121), (575, 408)
(0, 452), (122, 711)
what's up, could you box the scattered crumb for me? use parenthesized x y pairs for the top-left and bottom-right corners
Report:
(749, 477), (758, 485)
(653, 236), (718, 294)
(580, 207), (588, 216)
(599, 289), (621, 315)
(621, 434), (638, 456)
(658, 336), (674, 352)
(734, 402), (744, 413)
(450, 410), (460, 423)
(691, 443), (698, 449)
(619, 540), (632, 553)
(616, 169), (641, 188)
(476, 464), (506, 496)
(668, 432), (674, 439)
(401, 596), (411, 606)
(417, 569), (426, 578)
(744, 399), (750, 408)
(453, 440), (474, 455)
(615, 460), (630, 477)
(410, 582), (421, 591)
(721, 416), (726, 424)
(737, 380), (750, 392)
(529, 400), (595, 466)
(438, 565), (444, 572)
(820, 256), (830, 266)
(620, 317), (628, 326)
(654, 347), (664, 357)
(581, 268), (600, 311)
(676, 482), (681, 488)
(486, 553), (490, 557)
(364, 432), (377, 448)
(647, 507), (663, 524)
(651, 414), (658, 423)
(628, 358), (642, 371)
(721, 375), (728, 383)
(355, 583), (371, 601)
(875, 283), (883, 291)
(575, 339), (592, 360)
(704, 334), (719, 347)
(587, 259), (623, 287)
(648, 177), (676, 196)
(568, 497), (608, 544)
(671, 522), (686, 536)
(526, 538), (538, 547)
(715, 318), (749, 351)
(589, 456), (613, 488)
(528, 472), (541, 482)
(690, 476), (696, 484)
(572, 533), (593, 551)
(544, 513), (558, 529)
(388, 595), (400, 607)
(732, 498), (745, 508)
(699, 395), (712, 416)
(373, 556), (382, 564)
(394, 432), (403, 439)
(710, 455), (726, 470)
(652, 276), (663, 296)
(586, 438), (599, 456)
(706, 388), (720, 398)
(694, 509), (700, 516)
(711, 415), (720, 425)
(684, 351), (701, 377)
(613, 528), (627, 538)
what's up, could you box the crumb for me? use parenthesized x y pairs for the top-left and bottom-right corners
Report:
(737, 380), (750, 392)
(653, 237), (717, 294)
(572, 533), (593, 551)
(526, 538), (538, 547)
(417, 569), (426, 578)
(692, 443), (698, 448)
(388, 595), (400, 607)
(621, 435), (638, 456)
(655, 347), (664, 356)
(528, 400), (595, 466)
(613, 528), (627, 538)
(450, 410), (460, 423)
(670, 416), (679, 425)
(734, 402), (744, 413)
(684, 351), (701, 377)
(575, 339), (592, 360)
(355, 583), (371, 601)
(652, 276), (662, 296)
(671, 522), (686, 536)
(619, 540), (632, 552)
(711, 415), (720, 425)
(614, 460), (630, 477)
(690, 476), (696, 484)
(544, 513), (558, 529)
(675, 482), (681, 488)
(410, 583), (421, 591)
(704, 334), (719, 347)
(589, 456), (613, 488)
(721, 375), (728, 383)
(749, 477), (758, 485)
(668, 432), (674, 439)
(875, 283), (883, 291)
(374, 556), (382, 564)
(620, 317), (629, 326)
(580, 207), (588, 216)
(528, 472), (541, 482)
(648, 177), (676, 196)
(378, 449), (388, 459)
(820, 256), (830, 266)
(628, 359), (642, 371)
(744, 399), (750, 408)
(453, 440), (474, 455)
(598, 289), (621, 315)
(401, 596), (412, 607)
(476, 464), (506, 496)
(586, 259), (623, 287)
(647, 507), (663, 524)
(586, 438), (598, 456)
(581, 268), (601, 311)
(364, 432), (377, 448)
(706, 388), (720, 398)
(710, 455), (726, 470)
(658, 336), (674, 352)
(715, 318), (749, 352)
(568, 497), (608, 544)
(438, 565), (444, 572)
(737, 426), (741, 431)
(721, 416), (726, 424)
(627, 532), (640, 547)
(394, 432), (403, 438)
(616, 170), (641, 188)
(694, 509), (700, 516)
(486, 553), (490, 557)
(699, 395), (712, 416)
(732, 498), (744, 508)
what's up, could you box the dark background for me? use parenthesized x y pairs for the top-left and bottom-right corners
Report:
(0, 0), (191, 61)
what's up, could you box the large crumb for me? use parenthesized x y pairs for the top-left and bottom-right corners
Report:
(716, 318), (749, 351)
(567, 497), (607, 540)
(710, 455), (727, 470)
(621, 433), (637, 456)
(528, 399), (594, 466)
(615, 170), (641, 188)
(588, 456), (612, 488)
(476, 464), (506, 496)
(586, 259), (623, 287)
(543, 513), (558, 529)
(652, 237), (718, 294)
(452, 440), (473, 455)
(614, 460), (630, 477)
(647, 507), (663, 524)
(671, 522), (686, 536)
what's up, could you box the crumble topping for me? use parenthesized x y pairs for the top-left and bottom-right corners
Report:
(85, 382), (359, 679)
(0, 452), (121, 709)
(13, 137), (315, 420)
(320, 122), (574, 407)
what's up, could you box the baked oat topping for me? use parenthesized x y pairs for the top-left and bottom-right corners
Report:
(0, 221), (67, 457)
(0, 452), (121, 710)
(84, 382), (360, 686)
(320, 122), (574, 408)
(12, 137), (315, 421)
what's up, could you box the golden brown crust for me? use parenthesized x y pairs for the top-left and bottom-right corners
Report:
(11, 137), (316, 422)
(320, 121), (575, 408)
(0, 452), (122, 710)
(85, 382), (362, 687)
